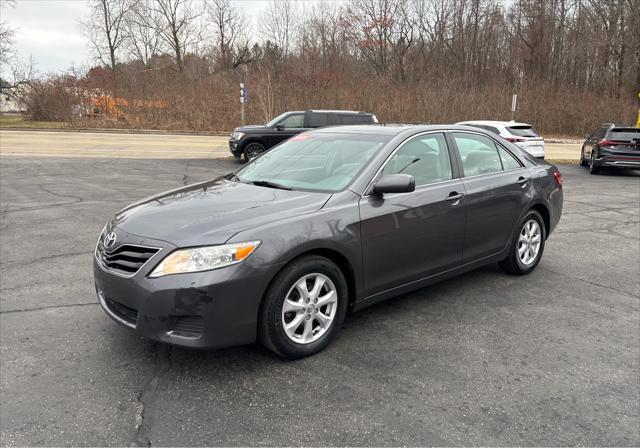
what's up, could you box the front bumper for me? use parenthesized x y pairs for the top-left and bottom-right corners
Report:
(94, 254), (283, 349)
(229, 139), (243, 159)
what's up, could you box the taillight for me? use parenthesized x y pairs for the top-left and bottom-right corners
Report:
(505, 137), (525, 143)
(598, 139), (617, 147)
(553, 171), (563, 188)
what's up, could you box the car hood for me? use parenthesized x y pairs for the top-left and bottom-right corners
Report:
(234, 124), (267, 133)
(114, 179), (331, 247)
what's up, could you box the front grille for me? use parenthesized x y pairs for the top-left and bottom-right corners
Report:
(96, 243), (160, 276)
(104, 296), (138, 325)
(171, 316), (204, 338)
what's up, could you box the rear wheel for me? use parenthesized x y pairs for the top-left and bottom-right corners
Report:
(589, 150), (600, 174)
(258, 255), (348, 359)
(499, 210), (546, 275)
(243, 142), (266, 162)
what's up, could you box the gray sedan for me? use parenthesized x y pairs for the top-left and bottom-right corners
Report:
(94, 125), (563, 358)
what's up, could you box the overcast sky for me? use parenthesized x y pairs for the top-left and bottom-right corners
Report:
(1, 0), (271, 77)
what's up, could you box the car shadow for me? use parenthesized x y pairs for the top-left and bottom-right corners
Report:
(112, 263), (508, 369)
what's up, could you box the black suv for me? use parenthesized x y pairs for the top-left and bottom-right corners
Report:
(580, 123), (640, 174)
(229, 110), (378, 161)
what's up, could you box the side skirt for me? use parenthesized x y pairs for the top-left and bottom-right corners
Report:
(352, 249), (509, 312)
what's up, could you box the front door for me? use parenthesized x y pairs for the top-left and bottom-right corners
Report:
(359, 132), (466, 296)
(267, 113), (307, 147)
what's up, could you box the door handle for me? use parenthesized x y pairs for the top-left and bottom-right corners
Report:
(446, 192), (464, 203)
(516, 176), (528, 185)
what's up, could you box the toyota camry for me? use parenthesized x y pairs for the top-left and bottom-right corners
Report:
(94, 125), (563, 358)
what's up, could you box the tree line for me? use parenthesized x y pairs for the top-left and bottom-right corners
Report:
(14, 0), (640, 135)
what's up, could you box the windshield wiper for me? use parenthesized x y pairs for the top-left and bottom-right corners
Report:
(249, 180), (293, 190)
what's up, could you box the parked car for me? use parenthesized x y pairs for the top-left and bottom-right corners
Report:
(580, 123), (640, 174)
(95, 125), (563, 359)
(456, 120), (545, 159)
(229, 110), (378, 161)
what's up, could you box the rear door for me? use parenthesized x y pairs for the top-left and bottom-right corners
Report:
(306, 112), (330, 129)
(359, 132), (465, 296)
(450, 131), (531, 262)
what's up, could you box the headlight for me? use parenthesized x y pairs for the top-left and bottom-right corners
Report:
(231, 132), (245, 140)
(149, 241), (260, 277)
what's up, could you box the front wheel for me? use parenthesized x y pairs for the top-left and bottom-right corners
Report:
(579, 146), (588, 166)
(243, 142), (267, 162)
(499, 210), (546, 275)
(258, 255), (348, 359)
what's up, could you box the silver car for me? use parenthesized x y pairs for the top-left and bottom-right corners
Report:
(456, 120), (545, 159)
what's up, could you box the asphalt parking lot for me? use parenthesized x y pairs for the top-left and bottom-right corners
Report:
(1, 156), (639, 446)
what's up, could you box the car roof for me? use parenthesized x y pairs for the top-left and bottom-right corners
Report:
(456, 120), (533, 127)
(311, 124), (490, 137)
(307, 110), (371, 115)
(283, 110), (371, 115)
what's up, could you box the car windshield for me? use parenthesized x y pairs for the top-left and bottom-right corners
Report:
(508, 125), (539, 138)
(265, 112), (292, 127)
(236, 132), (390, 192)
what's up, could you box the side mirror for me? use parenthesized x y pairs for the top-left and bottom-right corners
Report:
(372, 174), (415, 195)
(275, 124), (285, 131)
(584, 133), (591, 139)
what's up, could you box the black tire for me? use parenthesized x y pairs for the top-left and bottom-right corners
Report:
(499, 210), (546, 275)
(589, 150), (600, 174)
(243, 142), (267, 162)
(579, 146), (588, 167)
(258, 255), (348, 359)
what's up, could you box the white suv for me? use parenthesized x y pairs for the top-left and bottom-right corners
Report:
(456, 120), (545, 159)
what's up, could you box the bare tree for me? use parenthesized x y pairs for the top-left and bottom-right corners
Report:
(150, 0), (203, 71)
(205, 0), (253, 69)
(123, 0), (163, 67)
(347, 0), (402, 76)
(262, 0), (297, 56)
(0, 0), (16, 66)
(81, 0), (132, 71)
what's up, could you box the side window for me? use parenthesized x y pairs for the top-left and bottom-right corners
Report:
(308, 113), (328, 128)
(279, 114), (305, 128)
(497, 145), (522, 170)
(382, 133), (453, 187)
(340, 114), (371, 125)
(453, 132), (503, 176)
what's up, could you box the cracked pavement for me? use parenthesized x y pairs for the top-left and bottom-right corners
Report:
(0, 157), (638, 446)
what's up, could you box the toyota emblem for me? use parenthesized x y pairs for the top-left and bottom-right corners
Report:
(103, 231), (117, 249)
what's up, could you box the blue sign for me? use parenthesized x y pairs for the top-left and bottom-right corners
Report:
(240, 83), (248, 103)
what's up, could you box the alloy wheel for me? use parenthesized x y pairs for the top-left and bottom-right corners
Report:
(518, 219), (541, 266)
(281, 273), (338, 344)
(245, 143), (265, 160)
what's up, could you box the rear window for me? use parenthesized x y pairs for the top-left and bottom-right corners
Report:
(508, 125), (539, 138)
(466, 124), (501, 135)
(608, 128), (640, 141)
